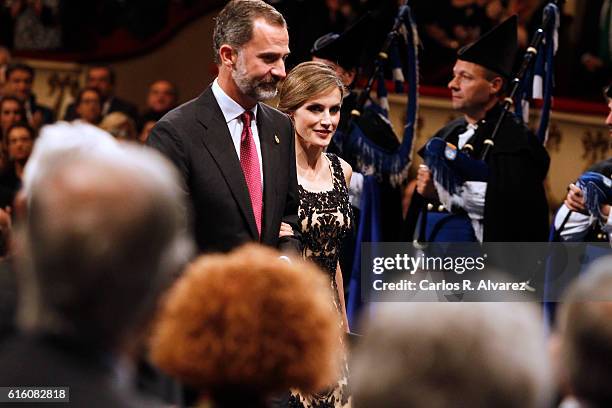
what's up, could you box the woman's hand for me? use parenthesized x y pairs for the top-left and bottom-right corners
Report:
(278, 222), (294, 238)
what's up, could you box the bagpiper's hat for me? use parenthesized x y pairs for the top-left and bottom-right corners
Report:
(311, 13), (372, 71)
(457, 15), (518, 79)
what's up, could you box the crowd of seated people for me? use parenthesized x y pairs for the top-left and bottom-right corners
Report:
(0, 58), (179, 219)
(0, 3), (610, 408)
(413, 0), (558, 85)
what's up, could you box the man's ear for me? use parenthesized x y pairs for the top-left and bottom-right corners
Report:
(219, 44), (237, 68)
(339, 67), (356, 87)
(490, 76), (504, 95)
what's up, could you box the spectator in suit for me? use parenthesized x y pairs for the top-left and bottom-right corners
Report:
(0, 95), (25, 140)
(0, 97), (26, 206)
(0, 121), (194, 407)
(64, 65), (138, 121)
(148, 0), (301, 254)
(139, 79), (178, 128)
(571, 0), (612, 99)
(0, 122), (34, 207)
(4, 62), (54, 129)
(352, 302), (552, 408)
(73, 87), (102, 125)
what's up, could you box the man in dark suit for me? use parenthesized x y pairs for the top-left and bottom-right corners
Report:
(0, 122), (193, 407)
(64, 65), (139, 121)
(148, 0), (300, 254)
(4, 63), (54, 129)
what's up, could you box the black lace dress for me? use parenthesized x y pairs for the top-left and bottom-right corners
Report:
(288, 153), (352, 408)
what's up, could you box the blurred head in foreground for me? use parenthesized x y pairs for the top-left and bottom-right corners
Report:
(15, 121), (193, 352)
(150, 244), (341, 408)
(352, 302), (551, 408)
(555, 256), (612, 407)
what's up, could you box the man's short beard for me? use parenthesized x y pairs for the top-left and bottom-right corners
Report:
(232, 54), (279, 101)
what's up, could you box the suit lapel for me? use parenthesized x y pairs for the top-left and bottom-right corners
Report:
(195, 87), (259, 239)
(257, 103), (279, 241)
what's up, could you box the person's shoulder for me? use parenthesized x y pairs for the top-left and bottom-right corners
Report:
(112, 97), (137, 111)
(33, 102), (54, 121)
(327, 153), (352, 184)
(258, 102), (291, 123)
(433, 116), (465, 138)
(492, 115), (549, 172)
(148, 97), (200, 148)
(258, 103), (293, 140)
(35, 103), (53, 114)
(156, 93), (207, 132)
(493, 112), (537, 150)
(338, 156), (352, 185)
(587, 158), (612, 176)
(336, 155), (352, 174)
(501, 112), (530, 132)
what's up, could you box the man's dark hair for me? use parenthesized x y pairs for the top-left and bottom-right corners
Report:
(149, 79), (179, 98)
(482, 66), (508, 96)
(5, 63), (34, 80)
(75, 87), (102, 106)
(87, 64), (115, 85)
(212, 0), (286, 65)
(0, 95), (26, 117)
(4, 121), (35, 149)
(6, 122), (35, 140)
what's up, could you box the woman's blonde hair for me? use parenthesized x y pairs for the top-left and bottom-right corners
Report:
(99, 112), (137, 141)
(278, 61), (345, 114)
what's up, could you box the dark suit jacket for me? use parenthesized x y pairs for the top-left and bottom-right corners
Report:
(27, 95), (55, 126)
(0, 334), (164, 408)
(147, 85), (301, 253)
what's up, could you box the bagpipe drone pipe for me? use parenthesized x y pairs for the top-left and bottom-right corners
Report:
(346, 0), (420, 328)
(416, 0), (564, 247)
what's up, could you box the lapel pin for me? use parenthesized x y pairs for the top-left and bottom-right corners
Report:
(274, 134), (280, 144)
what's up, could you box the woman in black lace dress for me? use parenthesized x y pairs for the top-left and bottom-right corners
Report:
(278, 61), (353, 408)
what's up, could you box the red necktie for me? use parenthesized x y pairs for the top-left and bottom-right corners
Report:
(239, 111), (263, 237)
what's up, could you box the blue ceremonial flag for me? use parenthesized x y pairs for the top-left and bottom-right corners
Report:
(514, 2), (560, 144)
(343, 3), (420, 328)
(347, 175), (382, 329)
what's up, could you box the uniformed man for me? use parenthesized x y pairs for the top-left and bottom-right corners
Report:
(411, 15), (550, 243)
(553, 84), (612, 244)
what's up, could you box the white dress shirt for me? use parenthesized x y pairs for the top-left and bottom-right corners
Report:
(211, 78), (264, 184)
(435, 123), (487, 242)
(554, 204), (612, 244)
